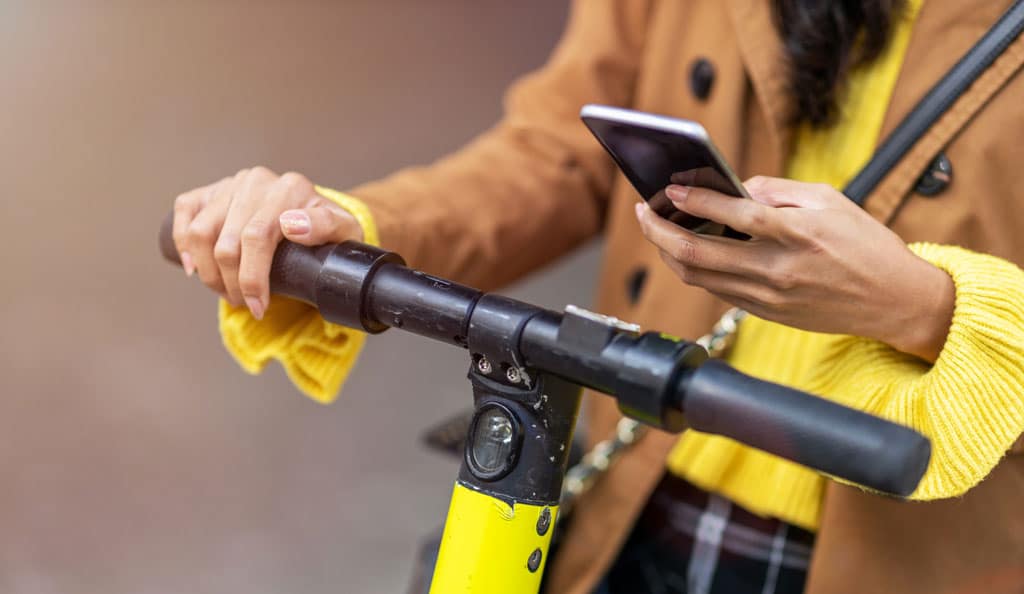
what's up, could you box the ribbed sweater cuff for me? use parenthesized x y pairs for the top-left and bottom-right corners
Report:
(217, 187), (379, 403)
(806, 242), (1024, 499)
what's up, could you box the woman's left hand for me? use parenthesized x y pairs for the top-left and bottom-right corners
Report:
(635, 176), (955, 362)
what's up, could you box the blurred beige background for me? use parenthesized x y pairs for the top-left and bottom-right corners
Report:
(0, 2), (601, 592)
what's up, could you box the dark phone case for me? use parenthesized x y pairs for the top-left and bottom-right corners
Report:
(581, 105), (750, 240)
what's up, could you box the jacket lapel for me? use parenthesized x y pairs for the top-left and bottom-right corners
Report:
(866, 0), (1020, 222)
(730, 0), (1023, 223)
(726, 0), (793, 175)
(879, 0), (1017, 139)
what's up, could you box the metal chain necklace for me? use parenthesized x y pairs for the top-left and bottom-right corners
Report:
(559, 307), (748, 513)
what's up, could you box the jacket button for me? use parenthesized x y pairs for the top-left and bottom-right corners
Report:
(689, 58), (715, 101)
(626, 267), (648, 305)
(914, 152), (953, 196)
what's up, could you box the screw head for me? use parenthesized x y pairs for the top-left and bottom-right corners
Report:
(536, 508), (551, 536)
(476, 356), (492, 375)
(527, 548), (543, 572)
(506, 366), (522, 384)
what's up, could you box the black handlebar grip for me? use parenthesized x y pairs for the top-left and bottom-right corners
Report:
(680, 359), (931, 496)
(158, 212), (181, 265)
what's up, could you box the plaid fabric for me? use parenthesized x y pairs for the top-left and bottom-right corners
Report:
(599, 473), (815, 594)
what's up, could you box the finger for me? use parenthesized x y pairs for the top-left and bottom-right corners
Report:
(664, 184), (786, 238)
(173, 180), (222, 276)
(215, 167), (277, 308)
(237, 205), (286, 321)
(236, 173), (318, 319)
(635, 202), (761, 275)
(743, 176), (835, 210)
(187, 173), (242, 300)
(279, 203), (362, 247)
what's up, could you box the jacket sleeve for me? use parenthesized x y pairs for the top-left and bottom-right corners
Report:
(344, 0), (651, 290)
(805, 243), (1024, 499)
(217, 0), (652, 401)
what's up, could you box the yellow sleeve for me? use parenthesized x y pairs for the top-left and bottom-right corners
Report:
(217, 186), (378, 404)
(805, 243), (1024, 500)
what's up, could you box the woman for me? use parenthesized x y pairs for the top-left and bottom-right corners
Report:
(170, 0), (1024, 592)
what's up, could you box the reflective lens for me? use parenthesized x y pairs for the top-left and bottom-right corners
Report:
(470, 406), (516, 477)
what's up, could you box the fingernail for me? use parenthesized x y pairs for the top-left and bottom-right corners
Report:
(280, 211), (310, 235)
(181, 252), (195, 277)
(666, 185), (689, 203)
(245, 296), (265, 321)
(634, 202), (645, 219)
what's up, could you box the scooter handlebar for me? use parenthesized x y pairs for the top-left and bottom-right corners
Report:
(159, 212), (931, 495)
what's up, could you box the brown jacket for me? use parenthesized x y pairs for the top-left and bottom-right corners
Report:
(348, 1), (1024, 592)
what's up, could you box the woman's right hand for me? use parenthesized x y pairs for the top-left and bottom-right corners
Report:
(172, 167), (363, 320)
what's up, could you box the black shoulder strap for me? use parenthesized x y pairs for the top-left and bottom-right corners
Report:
(843, 0), (1024, 205)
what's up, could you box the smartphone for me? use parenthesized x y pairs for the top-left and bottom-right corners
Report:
(580, 104), (751, 238)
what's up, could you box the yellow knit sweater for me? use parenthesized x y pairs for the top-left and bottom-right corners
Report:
(667, 0), (1022, 530)
(219, 0), (1024, 532)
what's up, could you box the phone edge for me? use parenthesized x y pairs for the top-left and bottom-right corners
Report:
(579, 104), (752, 200)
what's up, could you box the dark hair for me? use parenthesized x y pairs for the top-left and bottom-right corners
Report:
(772, 0), (907, 127)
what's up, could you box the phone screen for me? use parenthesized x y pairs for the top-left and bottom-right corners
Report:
(582, 107), (749, 238)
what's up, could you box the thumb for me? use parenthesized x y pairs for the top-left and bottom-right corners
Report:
(744, 176), (830, 210)
(279, 205), (364, 246)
